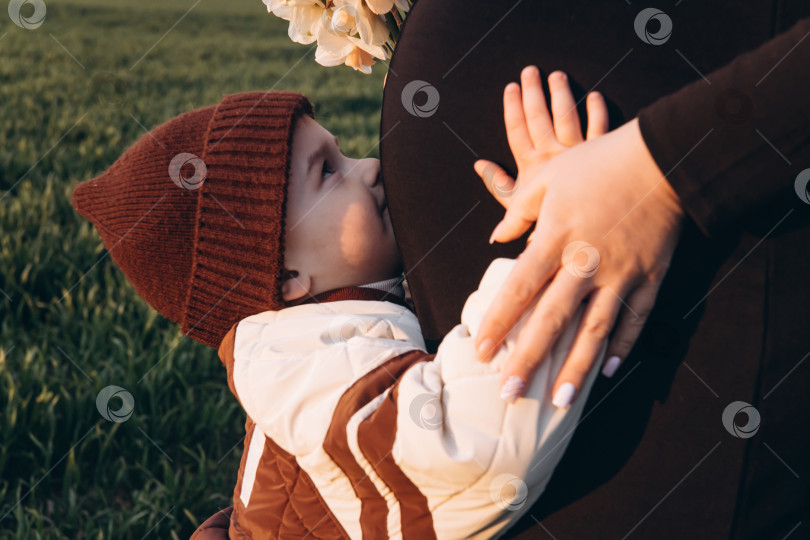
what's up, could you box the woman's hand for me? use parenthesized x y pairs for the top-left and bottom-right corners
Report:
(474, 69), (685, 408)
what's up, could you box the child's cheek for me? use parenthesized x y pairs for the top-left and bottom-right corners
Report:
(338, 203), (377, 266)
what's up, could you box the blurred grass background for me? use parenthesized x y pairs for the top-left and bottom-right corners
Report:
(0, 0), (386, 537)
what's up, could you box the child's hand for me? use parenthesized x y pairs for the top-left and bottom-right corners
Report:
(473, 67), (609, 241)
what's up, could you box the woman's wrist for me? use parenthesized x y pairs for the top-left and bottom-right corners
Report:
(624, 117), (685, 220)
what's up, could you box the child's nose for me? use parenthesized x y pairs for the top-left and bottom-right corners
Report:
(361, 158), (381, 188)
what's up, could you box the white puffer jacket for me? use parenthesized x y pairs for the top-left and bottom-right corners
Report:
(219, 258), (604, 539)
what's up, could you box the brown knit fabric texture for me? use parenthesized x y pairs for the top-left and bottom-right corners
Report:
(71, 91), (315, 348)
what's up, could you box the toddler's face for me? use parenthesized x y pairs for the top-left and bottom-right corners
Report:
(281, 115), (401, 301)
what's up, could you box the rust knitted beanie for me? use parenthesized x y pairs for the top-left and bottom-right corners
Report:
(71, 91), (314, 348)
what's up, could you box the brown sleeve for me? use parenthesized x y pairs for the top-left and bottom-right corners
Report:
(637, 17), (810, 237)
(189, 506), (233, 540)
(217, 322), (242, 407)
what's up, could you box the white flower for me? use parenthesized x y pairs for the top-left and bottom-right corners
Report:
(291, 4), (325, 44)
(364, 0), (410, 15)
(262, 0), (291, 19)
(344, 47), (377, 74)
(263, 0), (400, 73)
(314, 25), (355, 66)
(334, 0), (388, 55)
(313, 0), (388, 72)
(329, 5), (355, 33)
(263, 0), (324, 44)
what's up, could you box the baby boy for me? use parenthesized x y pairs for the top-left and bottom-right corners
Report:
(72, 76), (606, 539)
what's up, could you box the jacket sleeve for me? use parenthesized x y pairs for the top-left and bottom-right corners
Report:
(637, 17), (810, 238)
(390, 259), (604, 500)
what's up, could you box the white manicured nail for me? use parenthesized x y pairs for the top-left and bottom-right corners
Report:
(500, 376), (525, 403)
(602, 356), (622, 378)
(489, 222), (504, 244)
(552, 382), (576, 408)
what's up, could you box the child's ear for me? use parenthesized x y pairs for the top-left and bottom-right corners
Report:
(281, 270), (311, 302)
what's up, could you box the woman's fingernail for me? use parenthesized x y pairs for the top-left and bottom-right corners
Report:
(476, 338), (495, 361)
(552, 382), (576, 408)
(500, 376), (525, 403)
(602, 355), (621, 378)
(489, 222), (504, 244)
(479, 163), (494, 184)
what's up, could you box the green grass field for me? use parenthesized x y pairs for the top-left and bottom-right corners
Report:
(0, 1), (386, 537)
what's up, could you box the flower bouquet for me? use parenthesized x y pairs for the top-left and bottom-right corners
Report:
(262, 0), (413, 74)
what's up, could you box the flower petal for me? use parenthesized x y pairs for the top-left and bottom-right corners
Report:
(315, 26), (355, 56)
(353, 5), (389, 46)
(347, 34), (386, 59)
(345, 46), (376, 73)
(288, 5), (322, 44)
(264, 0), (292, 19)
(365, 0), (393, 15)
